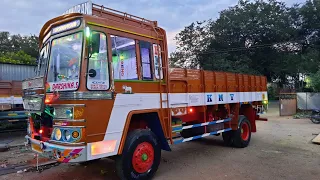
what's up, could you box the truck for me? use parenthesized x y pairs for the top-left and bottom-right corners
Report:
(0, 63), (35, 129)
(23, 1), (268, 180)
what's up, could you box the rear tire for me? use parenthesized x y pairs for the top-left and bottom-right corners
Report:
(222, 116), (251, 148)
(116, 129), (161, 180)
(232, 117), (251, 148)
(222, 131), (234, 146)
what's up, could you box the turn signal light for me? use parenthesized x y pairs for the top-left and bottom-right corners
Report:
(72, 131), (79, 138)
(45, 93), (60, 104)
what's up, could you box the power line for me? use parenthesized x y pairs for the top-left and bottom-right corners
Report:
(198, 40), (301, 55)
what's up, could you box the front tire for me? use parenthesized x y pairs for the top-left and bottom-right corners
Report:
(116, 129), (161, 180)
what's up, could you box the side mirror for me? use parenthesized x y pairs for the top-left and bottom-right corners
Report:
(88, 69), (97, 78)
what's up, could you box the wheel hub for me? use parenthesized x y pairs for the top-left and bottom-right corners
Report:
(241, 122), (249, 141)
(132, 142), (154, 173)
(141, 153), (148, 161)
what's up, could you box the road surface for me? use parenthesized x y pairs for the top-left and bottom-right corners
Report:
(1, 101), (319, 180)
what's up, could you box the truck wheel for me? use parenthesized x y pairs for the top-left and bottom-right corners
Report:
(232, 117), (251, 148)
(116, 129), (161, 180)
(222, 131), (234, 146)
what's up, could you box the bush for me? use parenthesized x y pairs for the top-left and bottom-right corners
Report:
(267, 86), (277, 100)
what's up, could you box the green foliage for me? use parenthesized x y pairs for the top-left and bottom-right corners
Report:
(169, 0), (320, 90)
(267, 86), (277, 100)
(0, 31), (38, 65)
(0, 50), (36, 65)
(309, 70), (320, 92)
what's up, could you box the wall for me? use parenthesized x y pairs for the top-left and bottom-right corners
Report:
(297, 92), (320, 110)
(0, 63), (36, 81)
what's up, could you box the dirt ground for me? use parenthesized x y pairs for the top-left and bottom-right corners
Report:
(1, 101), (320, 180)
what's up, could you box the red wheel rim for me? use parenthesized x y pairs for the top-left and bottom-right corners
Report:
(241, 122), (249, 141)
(132, 142), (154, 173)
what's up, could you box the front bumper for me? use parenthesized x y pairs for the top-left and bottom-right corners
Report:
(25, 135), (87, 163)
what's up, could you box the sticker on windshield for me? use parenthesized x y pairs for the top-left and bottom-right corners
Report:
(49, 80), (79, 91)
(88, 80), (108, 90)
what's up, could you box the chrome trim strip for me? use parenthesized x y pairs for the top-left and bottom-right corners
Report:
(23, 88), (45, 92)
(54, 119), (85, 122)
(49, 140), (85, 145)
(58, 91), (113, 100)
(22, 94), (45, 97)
(47, 104), (85, 107)
(87, 133), (105, 137)
(53, 125), (85, 128)
(23, 76), (44, 81)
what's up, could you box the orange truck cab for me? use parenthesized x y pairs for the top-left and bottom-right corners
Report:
(23, 1), (268, 179)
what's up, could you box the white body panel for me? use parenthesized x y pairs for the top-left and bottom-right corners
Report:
(87, 91), (267, 159)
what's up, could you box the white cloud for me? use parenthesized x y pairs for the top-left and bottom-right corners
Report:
(166, 29), (181, 53)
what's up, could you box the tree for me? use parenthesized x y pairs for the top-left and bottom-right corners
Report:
(308, 70), (320, 92)
(171, 20), (212, 68)
(0, 31), (39, 65)
(0, 50), (36, 65)
(169, 0), (320, 88)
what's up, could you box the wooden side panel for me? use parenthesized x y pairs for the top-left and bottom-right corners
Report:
(238, 74), (244, 92)
(215, 72), (227, 92)
(169, 68), (186, 80)
(168, 68), (268, 93)
(243, 75), (249, 92)
(226, 73), (237, 92)
(169, 68), (187, 93)
(187, 69), (202, 93)
(0, 81), (22, 96)
(255, 76), (261, 91)
(203, 71), (215, 92)
(261, 76), (267, 91)
(250, 75), (256, 92)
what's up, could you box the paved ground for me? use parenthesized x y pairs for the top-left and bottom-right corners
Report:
(1, 102), (320, 180)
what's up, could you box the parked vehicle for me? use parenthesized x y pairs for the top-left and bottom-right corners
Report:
(23, 2), (268, 179)
(0, 63), (36, 127)
(310, 109), (320, 124)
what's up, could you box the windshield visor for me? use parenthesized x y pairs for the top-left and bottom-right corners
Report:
(47, 32), (83, 92)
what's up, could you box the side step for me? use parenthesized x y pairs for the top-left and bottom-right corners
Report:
(173, 128), (232, 144)
(172, 118), (232, 132)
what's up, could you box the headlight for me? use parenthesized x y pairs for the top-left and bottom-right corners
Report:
(54, 107), (74, 119)
(54, 128), (62, 140)
(51, 127), (82, 143)
(64, 130), (71, 141)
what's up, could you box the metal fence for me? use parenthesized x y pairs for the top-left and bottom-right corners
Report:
(0, 63), (36, 81)
(297, 92), (320, 110)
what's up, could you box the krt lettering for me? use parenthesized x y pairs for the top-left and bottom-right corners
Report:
(218, 94), (223, 101)
(230, 94), (234, 101)
(207, 94), (212, 102)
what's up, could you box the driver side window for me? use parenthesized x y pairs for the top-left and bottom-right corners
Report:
(86, 31), (110, 90)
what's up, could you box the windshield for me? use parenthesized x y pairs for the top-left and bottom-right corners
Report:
(46, 32), (83, 92)
(37, 43), (49, 76)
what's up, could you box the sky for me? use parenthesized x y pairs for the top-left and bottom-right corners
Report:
(0, 0), (305, 53)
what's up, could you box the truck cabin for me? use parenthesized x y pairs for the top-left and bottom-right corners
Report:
(24, 3), (168, 143)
